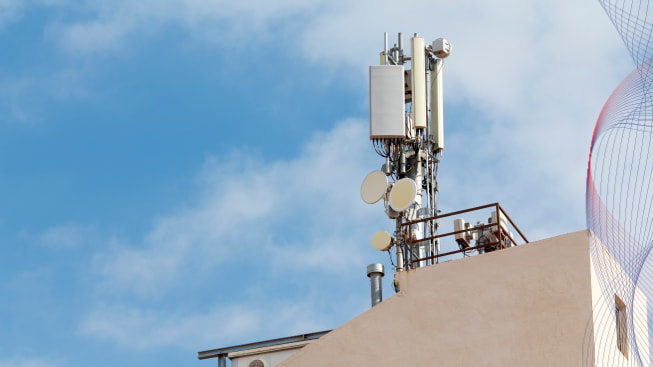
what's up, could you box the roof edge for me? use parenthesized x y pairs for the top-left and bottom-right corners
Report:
(197, 330), (331, 360)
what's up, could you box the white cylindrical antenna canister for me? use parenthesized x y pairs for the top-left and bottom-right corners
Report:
(411, 37), (426, 129)
(430, 58), (444, 151)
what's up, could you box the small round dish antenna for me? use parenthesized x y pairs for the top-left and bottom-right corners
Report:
(361, 170), (388, 204)
(389, 178), (417, 212)
(370, 230), (392, 251)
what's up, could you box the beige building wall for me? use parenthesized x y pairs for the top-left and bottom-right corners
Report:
(278, 230), (647, 367)
(588, 240), (650, 367)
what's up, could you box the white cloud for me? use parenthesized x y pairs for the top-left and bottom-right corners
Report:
(0, 0), (23, 30)
(30, 0), (639, 352)
(294, 0), (633, 238)
(78, 120), (382, 349)
(80, 304), (260, 350)
(8, 0), (635, 230)
(0, 67), (92, 124)
(38, 0), (633, 237)
(46, 0), (328, 54)
(0, 0), (73, 31)
(0, 357), (57, 367)
(0, 77), (33, 123)
(79, 299), (339, 350)
(92, 119), (384, 296)
(36, 224), (96, 249)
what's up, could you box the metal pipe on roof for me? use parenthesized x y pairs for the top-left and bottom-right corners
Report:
(218, 355), (226, 367)
(367, 264), (385, 307)
(383, 32), (388, 65)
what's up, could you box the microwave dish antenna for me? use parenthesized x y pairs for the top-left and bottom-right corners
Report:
(389, 178), (417, 212)
(370, 230), (393, 251)
(361, 170), (389, 204)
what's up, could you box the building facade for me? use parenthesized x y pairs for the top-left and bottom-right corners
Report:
(198, 230), (649, 366)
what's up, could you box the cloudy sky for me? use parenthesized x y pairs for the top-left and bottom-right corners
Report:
(0, 0), (636, 366)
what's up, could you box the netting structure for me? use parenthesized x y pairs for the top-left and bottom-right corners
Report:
(585, 1), (653, 365)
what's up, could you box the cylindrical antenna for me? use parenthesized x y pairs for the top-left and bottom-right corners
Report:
(431, 58), (444, 151)
(383, 32), (388, 65)
(411, 36), (427, 129)
(367, 264), (385, 307)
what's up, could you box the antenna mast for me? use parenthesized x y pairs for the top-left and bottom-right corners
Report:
(362, 32), (452, 291)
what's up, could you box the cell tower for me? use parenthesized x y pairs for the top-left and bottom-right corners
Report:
(361, 32), (451, 290)
(362, 33), (528, 295)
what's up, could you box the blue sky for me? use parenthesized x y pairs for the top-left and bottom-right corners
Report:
(0, 0), (638, 366)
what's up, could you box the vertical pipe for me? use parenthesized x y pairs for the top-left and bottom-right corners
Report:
(397, 32), (403, 64)
(396, 244), (404, 272)
(496, 203), (503, 249)
(367, 264), (385, 307)
(385, 141), (391, 175)
(395, 219), (404, 272)
(383, 32), (388, 65)
(414, 159), (424, 267)
(433, 154), (440, 264)
(424, 57), (434, 265)
(218, 355), (226, 367)
(425, 57), (432, 142)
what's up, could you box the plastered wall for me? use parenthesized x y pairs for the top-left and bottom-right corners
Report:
(279, 230), (597, 367)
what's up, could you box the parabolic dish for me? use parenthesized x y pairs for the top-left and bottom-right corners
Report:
(360, 170), (388, 204)
(370, 230), (392, 251)
(389, 178), (417, 212)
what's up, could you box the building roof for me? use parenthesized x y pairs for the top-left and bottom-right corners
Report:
(197, 330), (331, 360)
(275, 231), (607, 366)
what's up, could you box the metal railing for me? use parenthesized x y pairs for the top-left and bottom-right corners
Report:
(402, 202), (528, 264)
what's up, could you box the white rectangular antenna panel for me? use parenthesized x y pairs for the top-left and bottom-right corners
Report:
(453, 218), (466, 240)
(464, 222), (476, 242)
(491, 210), (509, 234)
(453, 218), (470, 248)
(411, 37), (426, 129)
(369, 65), (406, 139)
